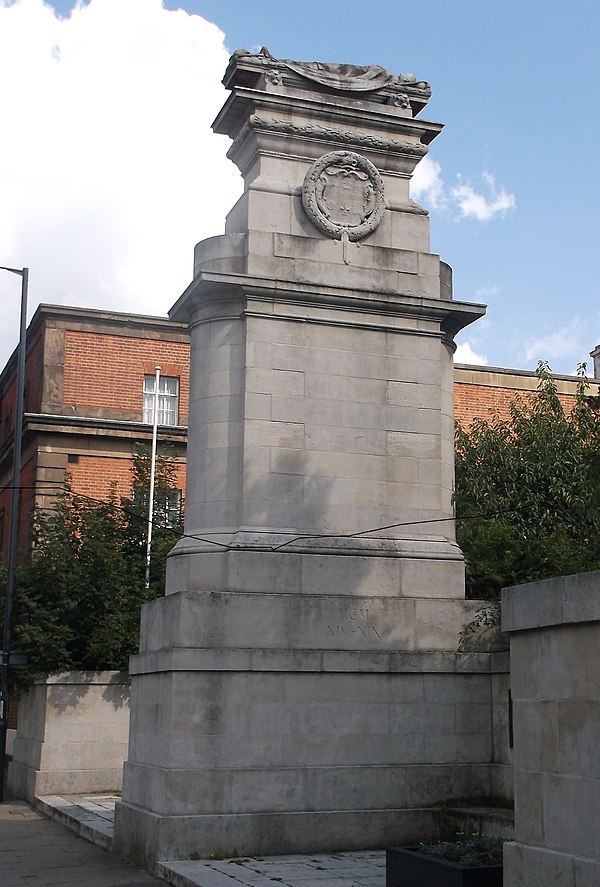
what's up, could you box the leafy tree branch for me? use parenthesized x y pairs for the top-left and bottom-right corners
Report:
(455, 362), (600, 599)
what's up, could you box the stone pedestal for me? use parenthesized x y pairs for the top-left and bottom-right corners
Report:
(115, 49), (488, 867)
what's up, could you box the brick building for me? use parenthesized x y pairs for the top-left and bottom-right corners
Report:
(453, 363), (597, 428)
(0, 303), (596, 557)
(0, 305), (189, 560)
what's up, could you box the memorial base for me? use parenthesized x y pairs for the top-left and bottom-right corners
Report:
(114, 647), (506, 867)
(115, 762), (496, 868)
(114, 804), (437, 869)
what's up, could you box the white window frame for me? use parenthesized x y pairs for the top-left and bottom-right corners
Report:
(143, 375), (179, 426)
(133, 487), (182, 528)
(159, 489), (182, 528)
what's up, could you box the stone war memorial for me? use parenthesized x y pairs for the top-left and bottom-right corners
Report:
(115, 49), (511, 866)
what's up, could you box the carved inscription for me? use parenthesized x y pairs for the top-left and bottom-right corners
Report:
(326, 606), (382, 639)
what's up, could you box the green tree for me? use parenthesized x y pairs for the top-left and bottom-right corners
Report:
(120, 444), (184, 595)
(455, 362), (600, 599)
(0, 445), (183, 687)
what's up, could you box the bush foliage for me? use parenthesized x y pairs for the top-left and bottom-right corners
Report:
(0, 445), (183, 687)
(418, 835), (504, 866)
(455, 362), (600, 599)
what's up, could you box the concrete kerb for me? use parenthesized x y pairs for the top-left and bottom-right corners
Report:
(34, 793), (117, 851)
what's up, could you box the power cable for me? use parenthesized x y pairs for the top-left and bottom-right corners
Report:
(0, 482), (534, 555)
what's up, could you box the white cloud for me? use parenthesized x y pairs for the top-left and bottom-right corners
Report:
(451, 171), (515, 221)
(454, 342), (489, 365)
(0, 0), (242, 365)
(474, 285), (500, 301)
(411, 157), (445, 209)
(0, 1), (519, 369)
(413, 159), (515, 224)
(523, 318), (585, 366)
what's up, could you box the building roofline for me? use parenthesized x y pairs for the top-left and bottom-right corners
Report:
(1, 303), (190, 383)
(23, 411), (189, 433)
(454, 362), (600, 384)
(35, 302), (188, 331)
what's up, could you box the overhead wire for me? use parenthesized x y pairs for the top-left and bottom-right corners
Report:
(0, 481), (532, 554)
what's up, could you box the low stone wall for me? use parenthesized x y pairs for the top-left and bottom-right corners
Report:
(502, 571), (600, 886)
(8, 671), (130, 801)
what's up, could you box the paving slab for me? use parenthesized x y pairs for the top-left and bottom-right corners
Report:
(0, 801), (165, 887)
(158, 853), (385, 887)
(25, 794), (387, 887)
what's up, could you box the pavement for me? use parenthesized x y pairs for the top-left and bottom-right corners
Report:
(0, 800), (164, 887)
(0, 794), (387, 887)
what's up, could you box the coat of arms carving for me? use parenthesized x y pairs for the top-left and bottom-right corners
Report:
(302, 151), (385, 241)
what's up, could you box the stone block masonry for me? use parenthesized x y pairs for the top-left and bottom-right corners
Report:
(118, 653), (509, 865)
(114, 48), (490, 867)
(502, 571), (600, 886)
(8, 671), (130, 800)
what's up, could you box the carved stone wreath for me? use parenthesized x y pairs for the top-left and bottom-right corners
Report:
(302, 151), (385, 241)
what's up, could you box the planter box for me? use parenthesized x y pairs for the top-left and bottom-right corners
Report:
(386, 846), (503, 887)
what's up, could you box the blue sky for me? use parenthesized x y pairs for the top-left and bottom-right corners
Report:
(1, 0), (599, 374)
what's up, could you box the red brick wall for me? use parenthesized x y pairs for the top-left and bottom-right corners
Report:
(0, 451), (36, 560)
(66, 454), (186, 509)
(18, 453), (36, 553)
(24, 332), (44, 414)
(7, 696), (18, 730)
(454, 382), (578, 429)
(62, 331), (190, 422)
(67, 455), (134, 502)
(0, 334), (45, 441)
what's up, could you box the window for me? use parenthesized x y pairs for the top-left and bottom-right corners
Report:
(158, 489), (182, 528)
(134, 487), (182, 529)
(143, 375), (179, 426)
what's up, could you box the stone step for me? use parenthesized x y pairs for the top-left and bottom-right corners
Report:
(441, 804), (515, 840)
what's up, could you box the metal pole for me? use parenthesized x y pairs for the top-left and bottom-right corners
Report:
(145, 366), (161, 589)
(0, 266), (28, 803)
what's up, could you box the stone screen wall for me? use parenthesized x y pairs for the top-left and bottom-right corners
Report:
(502, 571), (600, 886)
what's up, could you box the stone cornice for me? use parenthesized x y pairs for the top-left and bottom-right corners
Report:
(214, 86), (442, 147)
(22, 412), (188, 439)
(130, 647), (505, 676)
(170, 269), (486, 338)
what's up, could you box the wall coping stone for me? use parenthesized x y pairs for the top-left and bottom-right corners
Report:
(501, 570), (600, 633)
(34, 671), (130, 686)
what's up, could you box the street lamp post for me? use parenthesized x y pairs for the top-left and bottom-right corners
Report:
(0, 266), (28, 803)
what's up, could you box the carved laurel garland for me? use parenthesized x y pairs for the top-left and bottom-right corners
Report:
(302, 151), (385, 241)
(248, 116), (428, 157)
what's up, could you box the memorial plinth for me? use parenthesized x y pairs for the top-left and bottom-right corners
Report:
(115, 49), (489, 867)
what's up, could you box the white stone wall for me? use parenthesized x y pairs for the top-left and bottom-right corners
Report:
(502, 572), (600, 886)
(8, 671), (129, 800)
